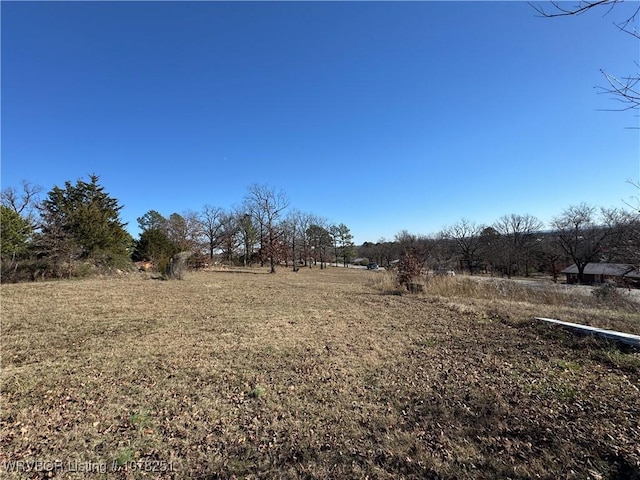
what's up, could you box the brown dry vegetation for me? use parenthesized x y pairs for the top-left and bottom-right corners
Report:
(1, 267), (639, 479)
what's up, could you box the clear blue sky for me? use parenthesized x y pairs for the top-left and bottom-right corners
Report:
(2, 1), (638, 244)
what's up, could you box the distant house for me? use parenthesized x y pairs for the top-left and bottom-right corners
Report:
(561, 263), (640, 286)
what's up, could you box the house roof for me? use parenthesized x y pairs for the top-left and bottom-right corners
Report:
(561, 263), (639, 278)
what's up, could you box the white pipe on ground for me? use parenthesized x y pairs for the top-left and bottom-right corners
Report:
(535, 317), (640, 348)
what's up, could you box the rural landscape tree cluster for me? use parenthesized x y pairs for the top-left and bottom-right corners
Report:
(1, 175), (638, 285)
(0, 176), (357, 281)
(364, 206), (638, 286)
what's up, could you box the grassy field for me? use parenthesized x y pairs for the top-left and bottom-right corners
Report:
(1, 267), (639, 479)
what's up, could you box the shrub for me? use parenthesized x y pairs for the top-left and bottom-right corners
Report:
(396, 251), (423, 292)
(592, 283), (619, 301)
(591, 283), (637, 311)
(166, 251), (193, 280)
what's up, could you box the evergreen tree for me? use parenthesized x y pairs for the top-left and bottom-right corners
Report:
(137, 210), (167, 232)
(133, 228), (178, 270)
(335, 223), (355, 267)
(1, 205), (33, 259)
(133, 210), (179, 272)
(37, 175), (132, 271)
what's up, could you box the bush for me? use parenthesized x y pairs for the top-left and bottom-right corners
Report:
(166, 251), (193, 280)
(0, 256), (135, 283)
(591, 283), (637, 311)
(396, 251), (424, 292)
(1, 258), (44, 283)
(592, 282), (615, 300)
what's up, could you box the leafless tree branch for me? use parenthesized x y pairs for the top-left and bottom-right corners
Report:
(613, 4), (640, 39)
(623, 179), (640, 213)
(531, 0), (640, 110)
(530, 0), (619, 18)
(596, 68), (640, 111)
(1, 181), (43, 226)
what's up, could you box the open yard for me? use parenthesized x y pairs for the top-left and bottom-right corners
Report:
(1, 267), (639, 479)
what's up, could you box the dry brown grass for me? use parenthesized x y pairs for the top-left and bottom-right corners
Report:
(1, 267), (639, 479)
(369, 271), (640, 334)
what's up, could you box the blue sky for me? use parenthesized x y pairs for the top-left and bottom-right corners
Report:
(2, 1), (638, 244)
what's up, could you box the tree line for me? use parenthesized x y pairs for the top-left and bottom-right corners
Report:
(0, 176), (355, 281)
(1, 175), (638, 284)
(132, 184), (356, 275)
(358, 206), (639, 285)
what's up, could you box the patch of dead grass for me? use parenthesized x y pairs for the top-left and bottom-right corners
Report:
(1, 267), (639, 479)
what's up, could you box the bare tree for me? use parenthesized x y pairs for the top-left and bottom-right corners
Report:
(218, 212), (240, 264)
(394, 230), (417, 248)
(199, 205), (225, 260)
(297, 212), (318, 267)
(551, 203), (636, 283)
(492, 214), (544, 277)
(441, 219), (485, 274)
(538, 234), (569, 283)
(1, 181), (43, 226)
(245, 184), (290, 273)
(166, 211), (202, 252)
(394, 230), (439, 274)
(306, 222), (332, 269)
(285, 209), (308, 271)
(623, 180), (640, 266)
(532, 0), (640, 110)
(627, 216), (640, 266)
(429, 233), (459, 272)
(477, 226), (501, 275)
(329, 224), (340, 267)
(624, 179), (640, 213)
(379, 239), (401, 268)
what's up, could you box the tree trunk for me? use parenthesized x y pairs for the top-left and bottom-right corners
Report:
(292, 238), (298, 272)
(577, 262), (586, 284)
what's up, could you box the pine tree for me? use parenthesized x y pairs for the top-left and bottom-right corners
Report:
(37, 175), (132, 273)
(1, 205), (33, 260)
(133, 210), (179, 273)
